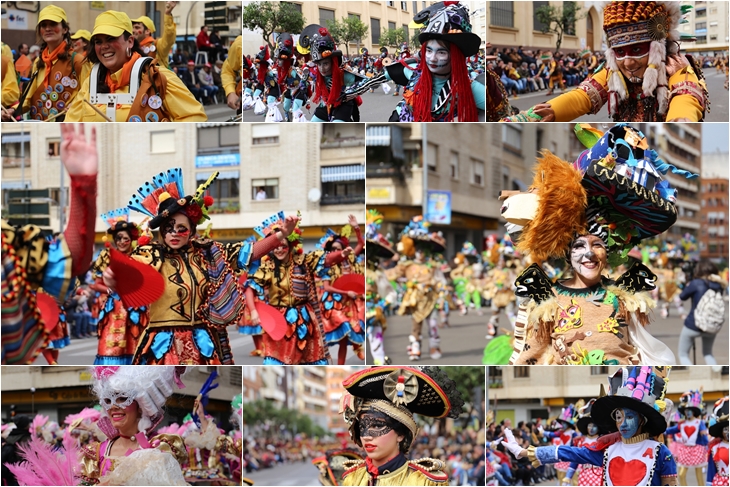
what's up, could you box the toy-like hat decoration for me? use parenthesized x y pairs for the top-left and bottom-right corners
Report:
(306, 26), (341, 63)
(317, 225), (352, 251)
(340, 366), (464, 452)
(580, 48), (592, 58)
(540, 52), (553, 61)
(91, 366), (185, 436)
(677, 389), (704, 417)
(254, 210), (303, 255)
(379, 46), (389, 58)
(556, 400), (583, 429)
(275, 33), (294, 60)
(576, 398), (608, 435)
(414, 1), (481, 57)
(360, 47), (368, 56)
(708, 396), (729, 438)
(255, 44), (270, 65)
(296, 24), (323, 55)
(128, 168), (217, 230)
(399, 216), (446, 254)
(591, 366), (671, 437)
(312, 448), (363, 486)
(602, 1), (683, 116)
(461, 241), (479, 262)
(365, 209), (395, 260)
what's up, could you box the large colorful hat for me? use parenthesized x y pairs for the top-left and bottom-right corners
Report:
(255, 45), (269, 65)
(708, 396), (729, 438)
(591, 366), (671, 437)
(317, 226), (352, 251)
(275, 33), (294, 60)
(127, 168), (217, 230)
(101, 207), (140, 239)
(677, 389), (704, 417)
(365, 210), (395, 260)
(602, 1), (683, 115)
(576, 398), (608, 435)
(400, 216), (446, 254)
(461, 241), (479, 262)
(299, 25), (341, 63)
(414, 1), (481, 57)
(556, 401), (583, 429)
(254, 211), (303, 255)
(340, 366), (464, 451)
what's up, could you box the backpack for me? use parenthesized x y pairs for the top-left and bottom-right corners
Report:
(693, 281), (726, 334)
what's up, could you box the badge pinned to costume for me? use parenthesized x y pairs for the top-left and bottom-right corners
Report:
(148, 95), (162, 110)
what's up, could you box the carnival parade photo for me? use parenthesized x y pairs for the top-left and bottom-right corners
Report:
(2, 0), (730, 486)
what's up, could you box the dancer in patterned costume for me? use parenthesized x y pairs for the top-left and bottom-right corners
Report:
(707, 397), (729, 486)
(666, 389), (709, 486)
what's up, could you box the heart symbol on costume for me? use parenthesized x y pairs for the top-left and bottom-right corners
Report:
(684, 425), (697, 437)
(560, 433), (572, 445)
(714, 447), (729, 465)
(608, 457), (647, 486)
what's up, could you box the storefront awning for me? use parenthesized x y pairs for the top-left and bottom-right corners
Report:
(321, 165), (365, 182)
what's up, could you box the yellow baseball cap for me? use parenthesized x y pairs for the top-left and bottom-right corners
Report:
(71, 29), (92, 41)
(130, 15), (156, 34)
(91, 11), (133, 38)
(38, 5), (68, 25)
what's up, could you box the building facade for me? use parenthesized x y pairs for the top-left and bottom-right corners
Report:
(700, 150), (729, 262)
(680, 0), (729, 54)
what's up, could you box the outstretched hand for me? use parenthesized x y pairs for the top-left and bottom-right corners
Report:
(281, 215), (300, 238)
(501, 428), (526, 458)
(60, 124), (98, 175)
(531, 103), (555, 122)
(347, 214), (359, 228)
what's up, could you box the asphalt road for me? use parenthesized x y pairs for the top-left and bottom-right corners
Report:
(239, 80), (487, 123)
(509, 69), (728, 122)
(203, 99), (240, 122)
(366, 299), (730, 366)
(244, 460), (322, 486)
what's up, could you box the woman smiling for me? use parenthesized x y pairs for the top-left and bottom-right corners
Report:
(65, 11), (205, 122)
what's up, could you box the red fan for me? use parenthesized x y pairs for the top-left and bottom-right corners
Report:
(255, 302), (287, 341)
(333, 274), (365, 295)
(36, 292), (60, 332)
(108, 248), (165, 308)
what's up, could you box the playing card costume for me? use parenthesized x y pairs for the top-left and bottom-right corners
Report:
(665, 389), (709, 484)
(503, 123), (694, 365)
(339, 366), (464, 485)
(568, 398), (609, 486)
(707, 397), (729, 486)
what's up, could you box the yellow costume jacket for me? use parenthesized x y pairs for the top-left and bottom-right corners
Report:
(342, 459), (449, 486)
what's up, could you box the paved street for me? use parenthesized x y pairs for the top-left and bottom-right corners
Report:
(509, 69), (728, 122)
(367, 299), (730, 365)
(240, 80), (486, 123)
(203, 100), (240, 122)
(245, 461), (322, 486)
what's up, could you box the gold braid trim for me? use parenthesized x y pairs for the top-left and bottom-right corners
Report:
(526, 445), (541, 467)
(360, 398), (419, 440)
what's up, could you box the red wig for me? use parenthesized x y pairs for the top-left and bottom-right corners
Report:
(313, 56), (343, 108)
(412, 42), (477, 122)
(256, 46), (269, 85)
(277, 58), (293, 88)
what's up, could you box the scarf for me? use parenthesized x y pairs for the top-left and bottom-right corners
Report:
(364, 453), (408, 480)
(41, 42), (67, 88)
(140, 36), (154, 47)
(105, 51), (141, 93)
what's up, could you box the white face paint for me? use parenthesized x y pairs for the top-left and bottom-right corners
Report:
(569, 235), (607, 286)
(425, 40), (451, 76)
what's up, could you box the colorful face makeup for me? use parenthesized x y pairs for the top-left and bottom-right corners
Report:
(570, 235), (607, 286)
(685, 410), (695, 419)
(425, 40), (451, 76)
(317, 58), (333, 77)
(587, 423), (599, 436)
(612, 408), (642, 439)
(114, 230), (132, 253)
(162, 215), (192, 250)
(614, 42), (651, 83)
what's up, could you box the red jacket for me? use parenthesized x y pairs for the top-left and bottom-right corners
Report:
(196, 30), (211, 50)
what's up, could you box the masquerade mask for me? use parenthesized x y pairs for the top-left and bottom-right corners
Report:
(162, 219), (191, 238)
(100, 389), (136, 410)
(358, 411), (395, 438)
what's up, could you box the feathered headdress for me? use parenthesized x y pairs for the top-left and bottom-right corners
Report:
(254, 211), (303, 255)
(100, 207), (141, 248)
(317, 225), (352, 251)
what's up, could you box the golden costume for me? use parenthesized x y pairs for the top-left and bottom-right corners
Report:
(342, 458), (449, 486)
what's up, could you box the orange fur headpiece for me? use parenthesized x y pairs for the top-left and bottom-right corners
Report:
(515, 151), (587, 263)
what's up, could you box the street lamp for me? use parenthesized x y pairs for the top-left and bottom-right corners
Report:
(185, 1), (199, 54)
(30, 387), (36, 415)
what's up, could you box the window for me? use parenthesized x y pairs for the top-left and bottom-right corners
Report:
(1, 134), (31, 168)
(387, 0), (394, 6)
(401, 1), (408, 11)
(564, 1), (576, 35)
(251, 178), (279, 200)
(197, 172), (240, 212)
(281, 2), (302, 14)
(319, 8), (335, 27)
(710, 34), (718, 40)
(427, 143), (437, 171)
(472, 158), (484, 186)
(388, 21), (396, 31)
(321, 164), (365, 205)
(502, 125), (522, 152)
(251, 124), (279, 145)
(695, 7), (706, 17)
(403, 24), (409, 42)
(150, 130), (175, 154)
(450, 151), (459, 179)
(488, 367), (503, 388)
(710, 21), (718, 27)
(413, 2), (418, 14)
(590, 366), (608, 375)
(533, 1), (549, 31)
(696, 21), (707, 30)
(514, 367), (529, 378)
(502, 165), (510, 191)
(47, 139), (61, 157)
(198, 125), (239, 150)
(490, 1), (514, 28)
(371, 18), (381, 44)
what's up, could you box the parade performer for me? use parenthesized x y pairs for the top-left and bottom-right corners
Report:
(79, 366), (188, 485)
(386, 217), (446, 361)
(707, 397), (729, 486)
(130, 1), (177, 69)
(567, 398), (609, 486)
(245, 212), (352, 365)
(65, 11), (206, 121)
(100, 169), (299, 365)
(339, 366), (464, 486)
(502, 366), (678, 486)
(539, 52), (565, 95)
(274, 33), (309, 121)
(317, 215), (366, 365)
(1, 42), (20, 111)
(89, 208), (147, 365)
(365, 210), (396, 366)
(252, 45), (271, 103)
(3, 6), (84, 122)
(506, 1), (708, 122)
(504, 124), (689, 365)
(543, 405), (582, 485)
(221, 35), (243, 112)
(38, 299), (69, 365)
(666, 389), (709, 486)
(451, 242), (483, 316)
(297, 25), (362, 122)
(342, 2), (485, 122)
(2, 125), (97, 365)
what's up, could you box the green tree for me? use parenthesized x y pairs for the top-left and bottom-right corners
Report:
(327, 16), (369, 57)
(242, 2), (306, 50)
(534, 1), (584, 51)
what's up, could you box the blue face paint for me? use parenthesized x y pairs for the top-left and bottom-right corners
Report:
(614, 408), (642, 439)
(685, 410), (694, 419)
(587, 423), (598, 436)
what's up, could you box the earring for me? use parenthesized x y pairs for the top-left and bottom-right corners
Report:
(126, 47), (132, 57)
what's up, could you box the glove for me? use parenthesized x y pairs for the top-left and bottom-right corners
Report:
(501, 428), (525, 458)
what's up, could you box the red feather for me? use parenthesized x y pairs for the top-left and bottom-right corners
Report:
(108, 248), (165, 308)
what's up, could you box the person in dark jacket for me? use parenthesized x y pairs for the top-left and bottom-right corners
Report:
(1, 415), (32, 486)
(179, 60), (204, 102)
(678, 260), (727, 365)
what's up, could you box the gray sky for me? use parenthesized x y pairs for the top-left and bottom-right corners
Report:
(703, 124), (729, 153)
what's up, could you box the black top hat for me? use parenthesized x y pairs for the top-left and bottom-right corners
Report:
(576, 398), (608, 436)
(275, 33), (294, 60)
(416, 2), (481, 57)
(591, 367), (671, 437)
(709, 397), (729, 438)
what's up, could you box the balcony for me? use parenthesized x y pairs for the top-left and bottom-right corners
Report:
(321, 194), (365, 206)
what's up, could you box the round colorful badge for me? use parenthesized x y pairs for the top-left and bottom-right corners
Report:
(145, 111), (159, 122)
(148, 95), (162, 110)
(129, 115), (143, 122)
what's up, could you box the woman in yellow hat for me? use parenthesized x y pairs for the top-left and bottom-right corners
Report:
(1, 5), (84, 121)
(65, 10), (206, 122)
